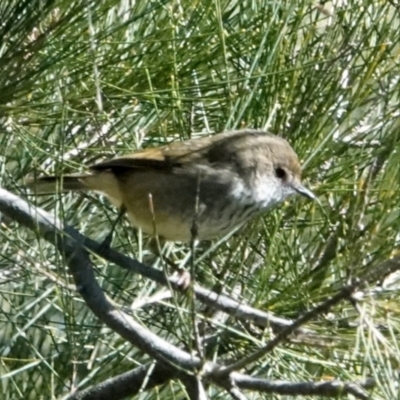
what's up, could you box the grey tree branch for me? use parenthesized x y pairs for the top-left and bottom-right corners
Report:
(230, 374), (375, 399)
(0, 189), (203, 372)
(0, 188), (379, 400)
(65, 362), (176, 400)
(26, 201), (317, 337)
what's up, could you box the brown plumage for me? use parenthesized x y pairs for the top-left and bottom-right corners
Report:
(28, 129), (314, 241)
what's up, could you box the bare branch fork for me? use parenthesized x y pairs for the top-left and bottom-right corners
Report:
(0, 188), (381, 399)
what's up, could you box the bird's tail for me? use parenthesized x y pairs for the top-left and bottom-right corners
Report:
(26, 175), (90, 194)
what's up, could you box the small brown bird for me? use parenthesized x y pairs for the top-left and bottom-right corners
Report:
(28, 129), (315, 242)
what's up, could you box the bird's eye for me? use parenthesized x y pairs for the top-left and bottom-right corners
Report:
(275, 167), (286, 180)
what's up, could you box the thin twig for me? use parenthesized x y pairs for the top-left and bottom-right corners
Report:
(190, 172), (204, 360)
(216, 280), (359, 375)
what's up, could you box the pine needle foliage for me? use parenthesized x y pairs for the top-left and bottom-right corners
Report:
(1, 1), (400, 399)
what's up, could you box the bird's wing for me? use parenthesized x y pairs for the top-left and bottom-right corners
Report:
(90, 136), (215, 172)
(90, 147), (173, 171)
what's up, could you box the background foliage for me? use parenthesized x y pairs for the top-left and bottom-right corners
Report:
(1, 0), (400, 398)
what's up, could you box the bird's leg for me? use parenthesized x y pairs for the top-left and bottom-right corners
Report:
(100, 205), (126, 250)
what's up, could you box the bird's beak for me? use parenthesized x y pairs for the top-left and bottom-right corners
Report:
(292, 183), (316, 200)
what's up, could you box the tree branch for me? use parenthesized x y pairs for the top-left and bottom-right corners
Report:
(0, 188), (378, 400)
(0, 189), (204, 372)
